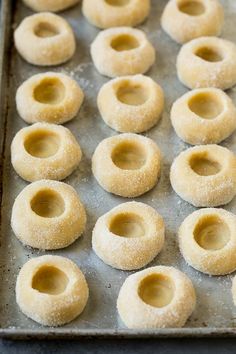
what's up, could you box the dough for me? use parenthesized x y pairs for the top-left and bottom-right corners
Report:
(161, 0), (224, 44)
(23, 0), (80, 12)
(92, 133), (161, 197)
(171, 88), (236, 145)
(14, 13), (76, 66)
(179, 208), (236, 275)
(92, 201), (165, 270)
(16, 72), (84, 124)
(170, 145), (236, 207)
(11, 123), (82, 182)
(177, 36), (236, 90)
(82, 0), (150, 29)
(91, 27), (155, 78)
(97, 75), (164, 133)
(16, 255), (89, 326)
(117, 266), (196, 329)
(11, 180), (86, 250)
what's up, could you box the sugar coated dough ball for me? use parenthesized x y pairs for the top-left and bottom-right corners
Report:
(91, 27), (155, 78)
(171, 88), (236, 145)
(170, 144), (236, 207)
(177, 36), (236, 90)
(161, 0), (224, 44)
(14, 12), (76, 66)
(117, 266), (196, 329)
(179, 208), (236, 275)
(22, 0), (80, 12)
(92, 201), (165, 270)
(82, 0), (150, 29)
(16, 255), (89, 326)
(11, 180), (86, 250)
(97, 75), (164, 133)
(92, 133), (161, 198)
(11, 123), (82, 182)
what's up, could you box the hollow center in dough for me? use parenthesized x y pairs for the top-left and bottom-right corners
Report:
(34, 78), (66, 105)
(34, 22), (60, 38)
(194, 215), (230, 250)
(105, 0), (130, 5)
(111, 141), (146, 170)
(111, 34), (140, 51)
(109, 213), (146, 238)
(189, 154), (221, 176)
(188, 92), (224, 119)
(116, 81), (149, 106)
(30, 189), (65, 218)
(178, 1), (205, 16)
(138, 274), (175, 308)
(24, 130), (60, 158)
(195, 47), (223, 62)
(32, 266), (69, 295)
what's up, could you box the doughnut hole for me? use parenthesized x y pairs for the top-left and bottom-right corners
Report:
(32, 266), (69, 295)
(193, 215), (230, 250)
(111, 34), (140, 51)
(34, 22), (60, 38)
(30, 189), (65, 218)
(178, 0), (205, 16)
(138, 274), (175, 308)
(33, 78), (66, 105)
(189, 153), (222, 176)
(188, 92), (224, 119)
(195, 46), (223, 62)
(105, 0), (130, 5)
(109, 213), (146, 238)
(24, 130), (61, 158)
(116, 80), (149, 106)
(111, 141), (147, 170)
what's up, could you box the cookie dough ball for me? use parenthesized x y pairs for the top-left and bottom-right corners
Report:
(117, 266), (196, 329)
(177, 37), (236, 90)
(82, 0), (150, 29)
(16, 72), (84, 125)
(171, 88), (236, 145)
(91, 27), (155, 78)
(97, 75), (164, 133)
(16, 255), (89, 326)
(11, 180), (86, 250)
(14, 13), (76, 66)
(92, 133), (161, 197)
(170, 145), (236, 207)
(22, 0), (80, 12)
(11, 123), (82, 182)
(92, 202), (165, 270)
(161, 0), (224, 44)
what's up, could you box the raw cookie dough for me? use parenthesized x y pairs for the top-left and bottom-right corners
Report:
(97, 75), (164, 133)
(92, 201), (165, 270)
(170, 145), (236, 207)
(92, 133), (161, 197)
(14, 13), (76, 66)
(22, 0), (80, 12)
(11, 180), (86, 250)
(16, 255), (89, 326)
(11, 123), (82, 182)
(117, 266), (196, 329)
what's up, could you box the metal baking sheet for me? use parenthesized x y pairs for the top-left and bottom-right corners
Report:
(1, 0), (236, 339)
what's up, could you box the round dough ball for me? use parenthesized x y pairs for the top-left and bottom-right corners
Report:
(117, 266), (196, 329)
(92, 201), (165, 270)
(177, 36), (236, 90)
(171, 88), (236, 145)
(14, 13), (76, 66)
(22, 0), (80, 12)
(97, 75), (164, 133)
(82, 0), (150, 29)
(92, 133), (161, 198)
(11, 123), (82, 182)
(91, 27), (155, 78)
(11, 180), (86, 250)
(16, 72), (84, 125)
(161, 0), (224, 44)
(179, 208), (236, 275)
(16, 255), (89, 326)
(170, 145), (236, 207)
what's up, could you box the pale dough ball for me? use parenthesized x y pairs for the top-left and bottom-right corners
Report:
(97, 75), (164, 133)
(16, 255), (89, 326)
(14, 13), (76, 66)
(92, 133), (161, 198)
(11, 180), (86, 250)
(171, 88), (236, 145)
(11, 123), (82, 182)
(161, 0), (224, 44)
(91, 27), (155, 78)
(179, 208), (236, 275)
(16, 72), (84, 124)
(177, 36), (236, 90)
(170, 145), (236, 207)
(117, 266), (196, 329)
(22, 0), (80, 12)
(82, 0), (150, 29)
(92, 201), (165, 270)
